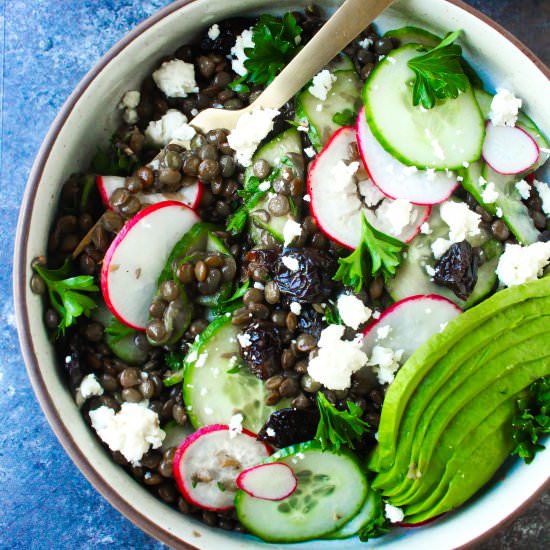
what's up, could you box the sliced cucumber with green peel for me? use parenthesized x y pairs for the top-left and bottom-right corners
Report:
(235, 441), (368, 542)
(383, 26), (440, 48)
(325, 489), (379, 539)
(183, 315), (285, 433)
(363, 44), (485, 170)
(296, 58), (362, 151)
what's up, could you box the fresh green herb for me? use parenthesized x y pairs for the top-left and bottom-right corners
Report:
(33, 259), (98, 338)
(79, 174), (96, 212)
(213, 280), (251, 315)
(226, 362), (242, 375)
(192, 479), (198, 489)
(333, 213), (405, 293)
(228, 75), (250, 93)
(358, 492), (390, 541)
(105, 316), (134, 342)
(324, 301), (343, 325)
(315, 392), (370, 451)
(217, 482), (227, 492)
(511, 377), (550, 464)
(241, 13), (302, 86)
(165, 350), (185, 372)
(407, 30), (469, 110)
(91, 135), (138, 176)
(332, 108), (357, 127)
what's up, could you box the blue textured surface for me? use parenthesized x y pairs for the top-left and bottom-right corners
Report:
(1, 1), (548, 549)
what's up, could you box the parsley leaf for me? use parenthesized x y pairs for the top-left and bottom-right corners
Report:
(315, 392), (370, 451)
(91, 134), (138, 176)
(332, 108), (358, 127)
(358, 491), (391, 541)
(33, 259), (98, 338)
(324, 301), (343, 325)
(511, 377), (550, 464)
(241, 13), (302, 86)
(333, 213), (405, 293)
(407, 30), (469, 110)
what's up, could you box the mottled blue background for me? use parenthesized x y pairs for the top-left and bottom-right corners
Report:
(1, 1), (548, 549)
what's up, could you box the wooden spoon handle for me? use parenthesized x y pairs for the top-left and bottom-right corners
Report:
(252, 0), (394, 111)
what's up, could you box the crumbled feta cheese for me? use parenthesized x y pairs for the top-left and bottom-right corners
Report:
(359, 37), (373, 48)
(290, 302), (302, 315)
(230, 28), (254, 76)
(373, 311), (381, 319)
(337, 294), (372, 330)
(122, 109), (139, 125)
(119, 90), (141, 109)
(89, 403), (165, 465)
(297, 124), (309, 132)
(481, 181), (499, 204)
(376, 199), (414, 236)
(440, 201), (482, 242)
(253, 281), (265, 290)
(515, 179), (531, 200)
(228, 413), (244, 438)
(331, 160), (359, 193)
(368, 346), (404, 385)
(490, 88), (522, 127)
(424, 128), (445, 160)
(227, 108), (280, 167)
(303, 194), (311, 202)
(385, 503), (405, 523)
(496, 207), (503, 218)
(307, 325), (368, 390)
(304, 146), (316, 158)
(425, 264), (436, 277)
(78, 373), (104, 399)
(420, 222), (432, 235)
(457, 176), (464, 182)
(283, 219), (303, 246)
(145, 109), (196, 147)
(207, 23), (220, 40)
(281, 256), (299, 271)
(462, 161), (470, 168)
(257, 181), (271, 192)
(496, 242), (550, 287)
(266, 427), (276, 437)
(534, 179), (550, 217)
(237, 332), (252, 348)
(358, 179), (385, 207)
(431, 237), (452, 260)
(309, 69), (337, 101)
(153, 59), (198, 98)
(376, 325), (392, 340)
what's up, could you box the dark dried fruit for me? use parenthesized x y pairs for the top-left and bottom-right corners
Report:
(433, 241), (478, 300)
(297, 305), (324, 339)
(272, 248), (337, 303)
(199, 18), (253, 55)
(239, 321), (282, 379)
(257, 407), (320, 448)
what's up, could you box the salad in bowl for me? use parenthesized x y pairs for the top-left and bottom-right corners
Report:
(17, 0), (550, 547)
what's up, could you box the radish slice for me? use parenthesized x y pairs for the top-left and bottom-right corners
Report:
(362, 295), (461, 362)
(482, 122), (539, 175)
(97, 175), (203, 210)
(173, 424), (272, 511)
(308, 127), (430, 249)
(101, 201), (200, 330)
(236, 462), (297, 501)
(356, 108), (458, 205)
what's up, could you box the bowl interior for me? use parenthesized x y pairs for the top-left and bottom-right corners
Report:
(14, 0), (550, 548)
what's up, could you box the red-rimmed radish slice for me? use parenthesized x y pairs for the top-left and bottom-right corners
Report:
(308, 127), (430, 249)
(362, 295), (461, 362)
(482, 122), (539, 175)
(97, 175), (203, 210)
(356, 108), (458, 205)
(173, 424), (272, 511)
(101, 201), (200, 330)
(236, 462), (297, 501)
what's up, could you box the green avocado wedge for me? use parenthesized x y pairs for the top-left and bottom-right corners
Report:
(371, 277), (550, 474)
(373, 307), (550, 496)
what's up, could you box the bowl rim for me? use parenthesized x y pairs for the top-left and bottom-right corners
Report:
(13, 0), (550, 548)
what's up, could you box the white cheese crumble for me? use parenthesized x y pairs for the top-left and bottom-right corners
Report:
(368, 346), (404, 385)
(440, 201), (482, 242)
(281, 256), (299, 271)
(228, 413), (244, 438)
(385, 503), (405, 523)
(481, 181), (499, 204)
(420, 222), (432, 235)
(253, 281), (265, 290)
(376, 325), (392, 340)
(376, 198), (414, 236)
(373, 311), (381, 319)
(258, 181), (271, 192)
(358, 179), (385, 207)
(290, 302), (302, 315)
(230, 28), (254, 76)
(78, 373), (104, 399)
(515, 179), (531, 200)
(145, 109), (196, 147)
(534, 179), (550, 217)
(89, 402), (165, 465)
(119, 90), (141, 109)
(153, 59), (198, 98)
(304, 146), (316, 158)
(227, 108), (280, 167)
(496, 207), (503, 218)
(431, 237), (453, 260)
(489, 88), (522, 127)
(266, 427), (276, 437)
(303, 194), (311, 202)
(307, 325), (368, 390)
(425, 264), (436, 277)
(337, 294), (372, 330)
(237, 333), (252, 348)
(359, 37), (373, 48)
(309, 69), (337, 101)
(283, 219), (303, 247)
(207, 23), (220, 40)
(496, 242), (550, 287)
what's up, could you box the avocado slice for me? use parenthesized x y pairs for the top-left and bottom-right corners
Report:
(372, 277), (550, 474)
(375, 308), (550, 496)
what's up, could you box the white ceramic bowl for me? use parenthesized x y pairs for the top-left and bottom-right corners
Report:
(14, 0), (550, 548)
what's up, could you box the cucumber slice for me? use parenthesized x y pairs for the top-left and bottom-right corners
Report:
(183, 315), (285, 434)
(325, 490), (378, 539)
(473, 88), (493, 119)
(387, 202), (502, 308)
(383, 26), (440, 48)
(235, 441), (368, 542)
(296, 61), (362, 151)
(363, 44), (485, 170)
